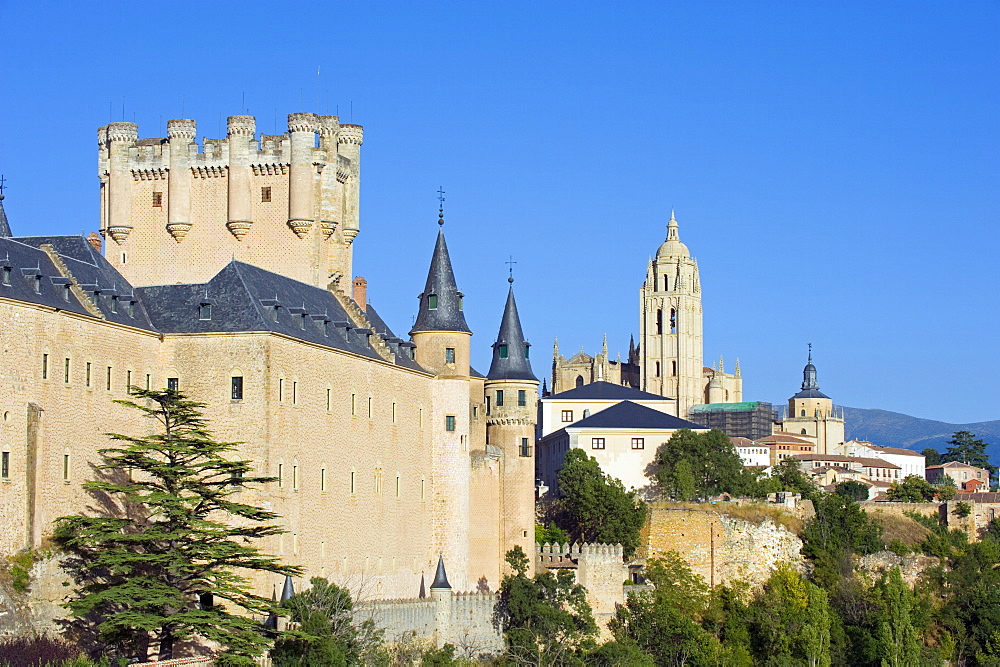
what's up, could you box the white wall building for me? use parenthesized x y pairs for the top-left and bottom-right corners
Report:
(538, 381), (675, 438)
(731, 437), (771, 467)
(846, 440), (925, 479)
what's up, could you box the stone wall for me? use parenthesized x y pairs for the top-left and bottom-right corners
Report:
(639, 503), (805, 587)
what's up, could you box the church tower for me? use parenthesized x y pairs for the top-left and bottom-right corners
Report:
(484, 278), (538, 571)
(640, 211), (704, 416)
(781, 347), (845, 455)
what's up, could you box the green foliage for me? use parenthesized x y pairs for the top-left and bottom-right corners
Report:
(554, 449), (647, 557)
(53, 388), (300, 661)
(746, 565), (832, 666)
(835, 480), (870, 502)
(270, 577), (381, 666)
(585, 638), (655, 666)
(803, 493), (883, 587)
(955, 501), (973, 518)
(937, 475), (958, 501)
(921, 447), (943, 467)
(943, 430), (996, 479)
(652, 429), (753, 501)
(535, 522), (569, 546)
(767, 458), (823, 502)
(494, 546), (598, 664)
(874, 568), (920, 667)
(886, 475), (937, 502)
(420, 642), (457, 665)
(8, 549), (37, 593)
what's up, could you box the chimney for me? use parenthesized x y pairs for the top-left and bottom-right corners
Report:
(86, 232), (102, 253)
(353, 276), (368, 312)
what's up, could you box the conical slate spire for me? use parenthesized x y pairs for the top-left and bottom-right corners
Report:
(487, 283), (537, 381)
(410, 227), (471, 334)
(280, 575), (295, 603)
(430, 554), (451, 590)
(0, 191), (11, 238)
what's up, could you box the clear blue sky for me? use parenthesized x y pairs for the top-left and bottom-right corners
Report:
(1, 1), (997, 423)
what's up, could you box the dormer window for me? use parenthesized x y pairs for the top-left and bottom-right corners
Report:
(63, 284), (71, 302)
(270, 307), (279, 322)
(33, 275), (41, 294)
(1, 267), (10, 286)
(299, 314), (306, 330)
(110, 296), (118, 313)
(427, 294), (438, 310)
(524, 345), (530, 359)
(125, 300), (135, 318)
(199, 304), (212, 320)
(499, 344), (508, 359)
(458, 295), (463, 311)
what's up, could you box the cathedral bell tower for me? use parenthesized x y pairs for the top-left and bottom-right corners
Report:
(640, 211), (704, 417)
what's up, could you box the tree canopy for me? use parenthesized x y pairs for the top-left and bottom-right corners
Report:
(55, 388), (299, 661)
(652, 429), (753, 501)
(943, 431), (996, 481)
(886, 475), (937, 502)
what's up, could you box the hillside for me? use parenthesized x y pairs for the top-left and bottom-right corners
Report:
(842, 407), (1000, 459)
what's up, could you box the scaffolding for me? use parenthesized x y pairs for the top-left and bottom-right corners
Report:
(688, 401), (777, 441)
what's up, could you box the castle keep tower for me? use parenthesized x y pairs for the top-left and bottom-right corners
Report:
(484, 279), (538, 569)
(97, 112), (362, 288)
(640, 211), (704, 416)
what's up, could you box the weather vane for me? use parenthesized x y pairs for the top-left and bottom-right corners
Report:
(436, 186), (445, 225)
(505, 255), (516, 283)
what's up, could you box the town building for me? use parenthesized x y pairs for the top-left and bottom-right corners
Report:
(775, 348), (845, 455)
(758, 432), (816, 465)
(926, 461), (990, 490)
(730, 437), (770, 468)
(846, 440), (925, 479)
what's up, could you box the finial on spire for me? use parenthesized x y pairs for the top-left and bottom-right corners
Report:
(666, 209), (680, 242)
(436, 186), (446, 226)
(808, 342), (812, 364)
(0, 174), (6, 201)
(505, 255), (516, 284)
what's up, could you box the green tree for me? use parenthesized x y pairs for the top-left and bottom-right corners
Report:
(535, 522), (570, 546)
(885, 475), (937, 502)
(653, 429), (751, 501)
(936, 475), (958, 501)
(494, 546), (597, 665)
(835, 480), (870, 502)
(555, 449), (647, 557)
(943, 431), (996, 479)
(768, 458), (822, 502)
(802, 493), (882, 588)
(874, 568), (920, 667)
(748, 565), (832, 666)
(270, 577), (381, 666)
(921, 448), (942, 466)
(54, 388), (300, 661)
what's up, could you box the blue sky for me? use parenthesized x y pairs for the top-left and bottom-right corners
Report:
(1, 1), (997, 423)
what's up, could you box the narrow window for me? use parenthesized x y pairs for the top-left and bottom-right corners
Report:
(367, 397), (372, 418)
(320, 467), (326, 491)
(64, 358), (70, 383)
(525, 345), (530, 359)
(298, 314), (305, 330)
(33, 275), (41, 294)
(664, 275), (669, 291)
(110, 296), (118, 313)
(292, 465), (298, 489)
(351, 393), (356, 415)
(495, 390), (504, 407)
(167, 377), (178, 392)
(672, 360), (677, 376)
(421, 479), (426, 500)
(632, 438), (645, 450)
(485, 397), (491, 416)
(592, 438), (605, 450)
(575, 375), (584, 388)
(350, 471), (356, 494)
(473, 405), (478, 419)
(292, 381), (297, 405)
(326, 388), (331, 411)
(520, 438), (530, 457)
(392, 402), (396, 422)
(670, 308), (677, 334)
(427, 294), (438, 310)
(126, 370), (132, 388)
(152, 191), (163, 207)
(518, 390), (527, 407)
(445, 347), (456, 364)
(655, 361), (661, 377)
(277, 464), (283, 487)
(269, 306), (279, 322)
(499, 344), (508, 359)
(800, 409), (806, 417)
(656, 309), (663, 334)
(1, 267), (9, 285)
(231, 376), (243, 400)
(63, 284), (71, 302)
(445, 415), (456, 431)
(561, 410), (573, 423)
(145, 374), (151, 390)
(106, 366), (112, 390)
(419, 407), (423, 427)
(199, 304), (212, 320)
(85, 363), (91, 387)
(125, 300), (134, 317)
(279, 379), (284, 401)
(1, 451), (9, 478)
(261, 186), (272, 202)
(42, 354), (48, 379)
(63, 453), (70, 480)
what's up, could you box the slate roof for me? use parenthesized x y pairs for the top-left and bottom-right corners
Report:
(487, 286), (536, 381)
(0, 237), (95, 318)
(547, 380), (672, 402)
(567, 401), (703, 430)
(955, 492), (1000, 503)
(0, 198), (11, 237)
(410, 228), (471, 334)
(364, 304), (425, 372)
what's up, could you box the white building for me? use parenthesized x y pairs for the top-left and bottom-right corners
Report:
(538, 381), (675, 438)
(846, 440), (925, 479)
(731, 437), (771, 467)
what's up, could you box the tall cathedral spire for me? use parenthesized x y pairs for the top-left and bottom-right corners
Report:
(487, 278), (536, 381)
(410, 212), (470, 335)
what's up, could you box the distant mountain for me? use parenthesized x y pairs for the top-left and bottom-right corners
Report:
(842, 407), (1000, 460)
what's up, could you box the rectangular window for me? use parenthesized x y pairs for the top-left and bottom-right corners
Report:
(125, 300), (134, 317)
(520, 438), (531, 457)
(396, 476), (401, 497)
(350, 471), (356, 494)
(42, 354), (48, 379)
(320, 468), (326, 491)
(351, 393), (356, 415)
(231, 376), (243, 400)
(632, 438), (645, 450)
(269, 306), (279, 322)
(126, 370), (132, 388)
(326, 388), (331, 411)
(110, 296), (118, 313)
(292, 465), (298, 489)
(421, 479), (426, 500)
(561, 410), (573, 423)
(445, 347), (455, 364)
(279, 379), (284, 401)
(499, 344), (508, 358)
(63, 284), (71, 302)
(1, 451), (9, 478)
(167, 377), (179, 392)
(277, 464), (283, 487)
(367, 397), (372, 418)
(392, 402), (396, 423)
(63, 358), (70, 383)
(145, 374), (151, 390)
(33, 276), (41, 294)
(445, 415), (456, 431)
(495, 390), (504, 407)
(1, 267), (9, 285)
(518, 390), (527, 407)
(106, 366), (112, 390)
(485, 396), (491, 416)
(419, 407), (423, 427)
(152, 191), (163, 207)
(427, 294), (438, 309)
(591, 438), (605, 450)
(63, 453), (70, 480)
(85, 362), (92, 387)
(261, 186), (272, 202)
(199, 304), (212, 320)
(292, 381), (297, 405)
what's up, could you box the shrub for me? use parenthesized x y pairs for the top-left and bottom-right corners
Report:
(955, 502), (973, 518)
(0, 635), (80, 667)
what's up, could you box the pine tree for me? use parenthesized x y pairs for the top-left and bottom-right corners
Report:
(54, 388), (301, 661)
(943, 431), (996, 481)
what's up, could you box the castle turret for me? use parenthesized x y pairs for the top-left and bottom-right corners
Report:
(226, 115), (255, 240)
(484, 278), (538, 572)
(104, 122), (138, 245)
(166, 119), (196, 241)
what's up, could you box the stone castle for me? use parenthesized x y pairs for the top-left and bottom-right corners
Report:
(0, 112), (539, 601)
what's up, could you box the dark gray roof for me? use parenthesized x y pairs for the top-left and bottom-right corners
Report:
(569, 400), (703, 430)
(0, 198), (10, 237)
(138, 261), (385, 361)
(365, 304), (425, 372)
(470, 367), (485, 379)
(0, 237), (95, 317)
(548, 380), (671, 402)
(410, 228), (471, 334)
(430, 554), (451, 590)
(487, 286), (536, 382)
(791, 349), (830, 399)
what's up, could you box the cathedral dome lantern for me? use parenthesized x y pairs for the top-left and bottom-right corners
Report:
(655, 210), (690, 260)
(791, 345), (829, 400)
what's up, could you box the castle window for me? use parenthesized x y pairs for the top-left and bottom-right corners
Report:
(125, 300), (135, 318)
(367, 396), (371, 417)
(152, 192), (163, 207)
(106, 367), (112, 390)
(499, 344), (508, 359)
(592, 438), (605, 450)
(231, 376), (243, 400)
(279, 379), (284, 401)
(42, 354), (48, 379)
(518, 390), (527, 407)
(445, 347), (455, 364)
(292, 382), (298, 405)
(525, 345), (530, 359)
(396, 475), (401, 497)
(656, 309), (663, 334)
(575, 375), (584, 388)
(670, 308), (677, 334)
(520, 438), (531, 457)
(427, 294), (438, 310)
(445, 415), (456, 431)
(632, 438), (645, 450)
(111, 295), (120, 313)
(458, 296), (463, 311)
(801, 429), (807, 435)
(392, 402), (396, 422)
(485, 397), (491, 416)
(351, 393), (356, 415)
(270, 306), (279, 322)
(167, 378), (178, 392)
(655, 361), (661, 377)
(64, 358), (70, 383)
(33, 275), (41, 294)
(351, 471), (356, 494)
(63, 453), (70, 480)
(561, 410), (573, 423)
(63, 284), (71, 302)
(298, 314), (306, 329)
(277, 463), (283, 487)
(801, 410), (806, 417)
(85, 363), (91, 387)
(292, 464), (298, 489)
(1, 267), (9, 285)
(672, 361), (677, 376)
(495, 390), (504, 407)
(326, 388), (331, 411)
(664, 276), (669, 291)
(320, 467), (326, 491)
(1, 451), (8, 478)
(126, 370), (131, 388)
(146, 374), (151, 390)
(421, 478), (426, 500)
(261, 186), (272, 202)
(199, 304), (212, 320)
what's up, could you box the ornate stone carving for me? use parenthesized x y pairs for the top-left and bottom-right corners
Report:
(165, 222), (192, 241)
(227, 220), (252, 240)
(337, 124), (364, 146)
(107, 225), (133, 244)
(287, 219), (312, 238)
(342, 228), (359, 244)
(167, 119), (196, 141)
(319, 115), (340, 138)
(106, 122), (138, 143)
(287, 112), (320, 134)
(227, 115), (256, 136)
(319, 220), (338, 239)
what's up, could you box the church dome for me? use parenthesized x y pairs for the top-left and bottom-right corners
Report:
(655, 210), (689, 259)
